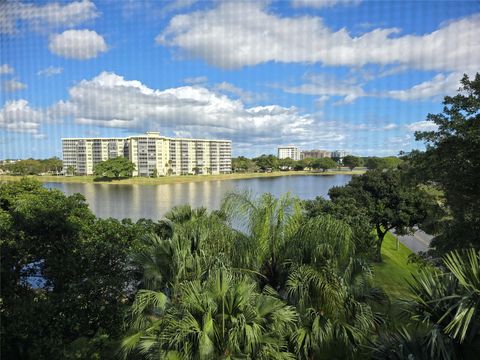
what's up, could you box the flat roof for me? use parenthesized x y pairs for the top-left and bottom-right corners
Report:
(62, 133), (231, 142)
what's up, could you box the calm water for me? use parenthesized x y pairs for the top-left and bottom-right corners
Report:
(45, 175), (352, 220)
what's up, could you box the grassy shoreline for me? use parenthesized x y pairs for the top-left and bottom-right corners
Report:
(373, 232), (419, 298)
(0, 169), (365, 185)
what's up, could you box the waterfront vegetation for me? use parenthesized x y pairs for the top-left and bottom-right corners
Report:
(93, 157), (136, 180)
(0, 169), (365, 185)
(1, 177), (478, 359)
(1, 153), (394, 182)
(232, 154), (398, 173)
(0, 157), (63, 175)
(1, 75), (479, 359)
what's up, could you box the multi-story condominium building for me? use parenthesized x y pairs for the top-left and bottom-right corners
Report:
(331, 150), (348, 159)
(277, 146), (300, 161)
(62, 132), (232, 176)
(300, 149), (332, 159)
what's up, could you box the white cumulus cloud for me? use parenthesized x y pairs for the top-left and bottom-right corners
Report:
(0, 0), (99, 34)
(46, 71), (344, 150)
(183, 76), (208, 85)
(0, 64), (14, 74)
(405, 120), (438, 132)
(37, 66), (64, 77)
(157, 2), (480, 71)
(214, 82), (264, 104)
(49, 29), (108, 60)
(280, 73), (366, 104)
(157, 0), (198, 18)
(382, 123), (398, 130)
(2, 79), (27, 92)
(0, 99), (45, 136)
(387, 72), (463, 101)
(292, 0), (362, 9)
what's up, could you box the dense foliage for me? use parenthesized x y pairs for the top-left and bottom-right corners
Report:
(328, 169), (437, 261)
(231, 155), (402, 172)
(343, 155), (364, 170)
(232, 156), (259, 172)
(310, 157), (337, 172)
(371, 249), (480, 359)
(364, 157), (403, 170)
(1, 157), (63, 175)
(0, 179), (163, 358)
(93, 157), (136, 179)
(406, 73), (480, 254)
(121, 193), (387, 359)
(1, 175), (477, 359)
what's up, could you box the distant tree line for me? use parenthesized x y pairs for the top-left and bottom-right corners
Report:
(232, 154), (403, 172)
(0, 157), (63, 175)
(1, 154), (401, 178)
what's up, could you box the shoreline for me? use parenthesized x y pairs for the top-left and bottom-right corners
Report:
(0, 169), (364, 185)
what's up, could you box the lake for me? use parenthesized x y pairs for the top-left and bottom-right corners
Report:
(45, 175), (352, 220)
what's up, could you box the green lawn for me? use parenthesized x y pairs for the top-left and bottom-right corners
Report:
(373, 232), (419, 299)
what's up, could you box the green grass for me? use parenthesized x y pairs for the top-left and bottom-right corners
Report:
(373, 232), (420, 299)
(0, 169), (365, 185)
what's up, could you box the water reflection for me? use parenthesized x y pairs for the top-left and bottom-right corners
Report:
(44, 175), (351, 220)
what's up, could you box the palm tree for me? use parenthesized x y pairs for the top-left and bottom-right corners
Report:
(372, 249), (480, 359)
(124, 194), (388, 359)
(285, 216), (385, 359)
(66, 165), (76, 176)
(221, 192), (384, 358)
(133, 205), (237, 293)
(164, 204), (207, 224)
(165, 160), (173, 176)
(441, 249), (480, 343)
(122, 269), (297, 359)
(221, 192), (303, 289)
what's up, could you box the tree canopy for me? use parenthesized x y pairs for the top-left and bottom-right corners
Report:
(342, 155), (364, 170)
(0, 178), (162, 359)
(93, 157), (135, 179)
(2, 178), (477, 359)
(311, 157), (337, 172)
(407, 73), (480, 254)
(329, 169), (435, 261)
(1, 157), (63, 175)
(252, 154), (279, 171)
(121, 193), (387, 359)
(365, 156), (402, 170)
(232, 156), (258, 172)
(372, 249), (480, 360)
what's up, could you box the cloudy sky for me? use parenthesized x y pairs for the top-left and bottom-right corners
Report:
(1, 0), (479, 158)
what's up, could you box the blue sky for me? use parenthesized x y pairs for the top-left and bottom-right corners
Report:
(1, 0), (479, 158)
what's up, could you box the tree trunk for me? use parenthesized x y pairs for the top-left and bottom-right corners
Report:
(374, 224), (387, 262)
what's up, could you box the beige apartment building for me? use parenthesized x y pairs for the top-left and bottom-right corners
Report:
(300, 149), (332, 159)
(62, 132), (232, 176)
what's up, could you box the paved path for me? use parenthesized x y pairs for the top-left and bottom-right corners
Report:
(393, 228), (433, 253)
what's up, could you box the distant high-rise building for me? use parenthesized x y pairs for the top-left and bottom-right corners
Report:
(277, 146), (300, 161)
(300, 150), (332, 159)
(331, 150), (348, 159)
(62, 132), (232, 176)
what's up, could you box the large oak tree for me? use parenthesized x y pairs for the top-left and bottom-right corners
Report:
(93, 157), (135, 179)
(329, 169), (435, 261)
